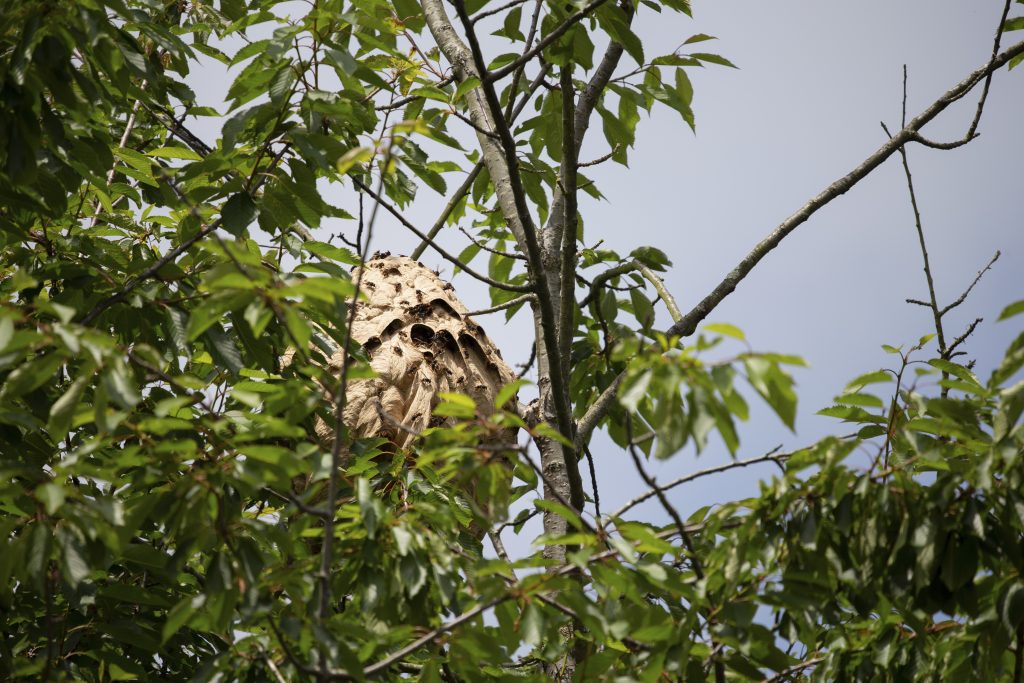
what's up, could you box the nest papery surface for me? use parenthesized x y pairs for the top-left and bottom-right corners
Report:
(321, 255), (517, 448)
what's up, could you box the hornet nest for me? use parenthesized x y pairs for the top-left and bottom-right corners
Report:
(319, 254), (519, 449)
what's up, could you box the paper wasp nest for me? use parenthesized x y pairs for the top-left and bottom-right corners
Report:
(320, 254), (517, 448)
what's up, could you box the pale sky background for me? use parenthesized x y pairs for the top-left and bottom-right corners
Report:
(184, 1), (1024, 555)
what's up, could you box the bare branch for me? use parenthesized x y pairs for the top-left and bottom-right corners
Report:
(467, 293), (536, 316)
(908, 0), (1013, 149)
(583, 445), (600, 521)
(883, 77), (948, 356)
(578, 146), (620, 168)
(442, 0), (583, 513)
(579, 261), (638, 307)
(411, 162), (484, 261)
(610, 448), (788, 520)
(666, 38), (1024, 339)
(580, 260), (682, 322)
(947, 317), (984, 357)
(471, 0), (532, 24)
(942, 250), (1000, 316)
(458, 226), (526, 260)
(558, 63), (579, 396)
(447, 107), (501, 138)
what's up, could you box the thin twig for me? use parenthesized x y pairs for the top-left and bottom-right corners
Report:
(909, 0), (1012, 149)
(516, 342), (537, 380)
(883, 81), (947, 358)
(458, 226), (526, 260)
(946, 317), (983, 357)
(317, 139), (390, 679)
(761, 655), (825, 683)
(353, 178), (533, 293)
(941, 251), (1000, 315)
(470, 0), (532, 24)
(610, 448), (787, 520)
(262, 487), (332, 520)
(578, 146), (620, 168)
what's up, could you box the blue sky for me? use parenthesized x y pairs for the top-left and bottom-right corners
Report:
(184, 1), (1024, 552)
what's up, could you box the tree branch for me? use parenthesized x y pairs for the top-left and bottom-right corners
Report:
(441, 0), (583, 513)
(909, 0), (1012, 149)
(665, 38), (1024, 340)
(574, 372), (624, 450)
(941, 250), (1000, 316)
(558, 64), (579, 400)
(610, 448), (787, 520)
(467, 293), (536, 316)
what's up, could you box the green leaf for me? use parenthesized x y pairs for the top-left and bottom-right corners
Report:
(162, 595), (205, 643)
(57, 528), (90, 589)
(690, 52), (737, 68)
(1, 352), (64, 400)
(494, 380), (527, 410)
(48, 373), (91, 442)
(36, 483), (66, 515)
(103, 363), (141, 409)
(703, 323), (745, 341)
(434, 392), (477, 419)
(597, 5), (644, 66)
(998, 299), (1024, 320)
(619, 368), (652, 412)
(1002, 16), (1024, 32)
(845, 370), (893, 390)
(221, 193), (258, 236)
(146, 146), (203, 161)
(0, 316), (14, 352)
(534, 499), (585, 530)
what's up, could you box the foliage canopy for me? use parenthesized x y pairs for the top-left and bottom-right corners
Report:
(1, 0), (1023, 680)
